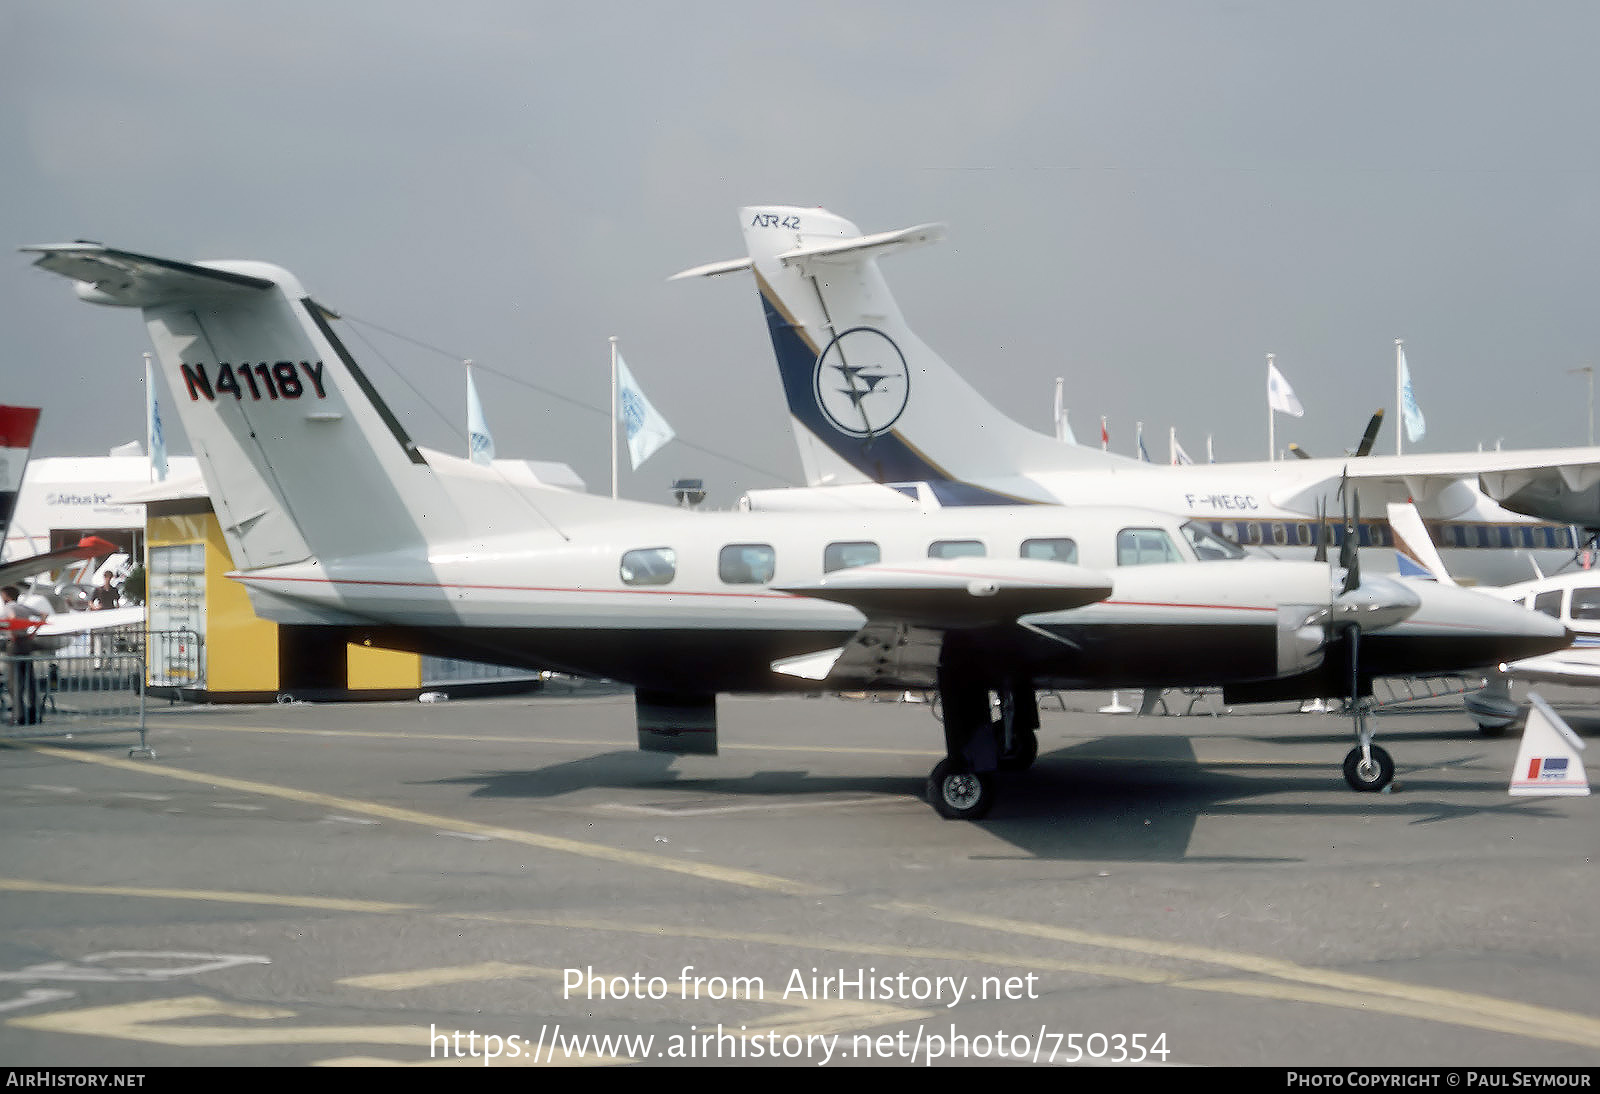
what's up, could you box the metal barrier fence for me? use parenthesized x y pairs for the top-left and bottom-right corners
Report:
(0, 627), (203, 758)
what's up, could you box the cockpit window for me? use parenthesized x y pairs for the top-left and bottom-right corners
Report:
(1181, 521), (1246, 561)
(1117, 528), (1183, 567)
(1533, 589), (1563, 619)
(1570, 587), (1600, 621)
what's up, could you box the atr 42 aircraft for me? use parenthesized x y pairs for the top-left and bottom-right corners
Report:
(22, 242), (1569, 819)
(674, 206), (1600, 587)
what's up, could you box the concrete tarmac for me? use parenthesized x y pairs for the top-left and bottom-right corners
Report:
(0, 683), (1595, 1068)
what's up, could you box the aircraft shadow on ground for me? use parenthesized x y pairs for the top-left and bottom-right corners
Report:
(425, 733), (1564, 864)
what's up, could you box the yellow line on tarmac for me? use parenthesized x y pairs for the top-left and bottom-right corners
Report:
(4, 741), (825, 898)
(883, 902), (1600, 1050)
(0, 878), (414, 914)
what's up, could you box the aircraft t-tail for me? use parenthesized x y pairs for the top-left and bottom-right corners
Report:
(23, 242), (1569, 819)
(677, 206), (1600, 587)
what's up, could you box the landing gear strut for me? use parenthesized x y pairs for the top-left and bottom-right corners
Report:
(1340, 628), (1394, 793)
(1343, 701), (1394, 792)
(926, 668), (1037, 819)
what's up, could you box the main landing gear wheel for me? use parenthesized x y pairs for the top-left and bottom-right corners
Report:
(1343, 744), (1395, 793)
(927, 758), (996, 821)
(999, 727), (1038, 772)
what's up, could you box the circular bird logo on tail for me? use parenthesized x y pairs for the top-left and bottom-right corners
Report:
(812, 327), (911, 438)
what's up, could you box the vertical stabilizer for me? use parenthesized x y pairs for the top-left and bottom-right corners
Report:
(681, 206), (1136, 500)
(24, 244), (455, 571)
(0, 406), (41, 547)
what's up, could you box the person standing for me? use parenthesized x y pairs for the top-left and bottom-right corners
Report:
(1, 586), (43, 725)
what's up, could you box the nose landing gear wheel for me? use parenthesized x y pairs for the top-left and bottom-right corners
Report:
(1343, 744), (1395, 792)
(927, 758), (996, 820)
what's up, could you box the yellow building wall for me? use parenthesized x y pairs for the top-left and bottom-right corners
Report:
(147, 509), (421, 694)
(348, 641), (421, 690)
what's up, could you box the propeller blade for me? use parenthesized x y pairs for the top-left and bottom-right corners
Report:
(1313, 499), (1329, 564)
(1342, 489), (1362, 594)
(1288, 444), (1312, 460)
(1354, 409), (1385, 458)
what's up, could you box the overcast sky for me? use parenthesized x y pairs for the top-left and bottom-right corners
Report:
(4, 2), (1598, 505)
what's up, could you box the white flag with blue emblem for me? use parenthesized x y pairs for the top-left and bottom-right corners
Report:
(1267, 360), (1304, 417)
(466, 363), (495, 466)
(1399, 345), (1426, 443)
(617, 353), (675, 469)
(145, 355), (167, 482)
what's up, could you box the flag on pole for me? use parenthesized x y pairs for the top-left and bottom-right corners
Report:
(145, 354), (167, 482)
(1053, 377), (1077, 444)
(1136, 421), (1151, 463)
(1399, 345), (1426, 443)
(617, 353), (675, 469)
(1267, 360), (1304, 417)
(1170, 427), (1192, 466)
(466, 362), (495, 467)
(1099, 416), (1109, 451)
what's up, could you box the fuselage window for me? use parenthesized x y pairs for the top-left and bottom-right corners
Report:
(1244, 522), (1263, 546)
(1569, 587), (1600, 622)
(1271, 522), (1288, 547)
(620, 547), (676, 587)
(929, 539), (985, 559)
(1533, 589), (1564, 619)
(823, 541), (881, 573)
(1118, 528), (1183, 566)
(1020, 537), (1078, 564)
(718, 543), (775, 585)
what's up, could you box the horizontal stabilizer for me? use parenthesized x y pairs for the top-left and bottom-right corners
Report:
(667, 256), (753, 281)
(0, 535), (119, 589)
(23, 243), (274, 308)
(776, 558), (1113, 629)
(775, 223), (945, 271)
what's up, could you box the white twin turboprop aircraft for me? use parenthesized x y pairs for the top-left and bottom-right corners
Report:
(676, 206), (1600, 588)
(23, 243), (1569, 819)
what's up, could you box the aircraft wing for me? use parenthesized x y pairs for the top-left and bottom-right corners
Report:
(35, 605), (145, 638)
(0, 536), (119, 589)
(1272, 448), (1600, 525)
(771, 558), (1113, 688)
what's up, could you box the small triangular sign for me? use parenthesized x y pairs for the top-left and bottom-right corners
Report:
(1509, 693), (1589, 797)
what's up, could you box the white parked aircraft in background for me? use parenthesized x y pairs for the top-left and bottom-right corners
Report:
(23, 242), (1569, 818)
(675, 206), (1600, 586)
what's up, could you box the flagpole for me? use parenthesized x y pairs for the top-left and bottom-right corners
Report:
(144, 353), (156, 483)
(1395, 339), (1404, 456)
(610, 336), (619, 500)
(1267, 353), (1275, 462)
